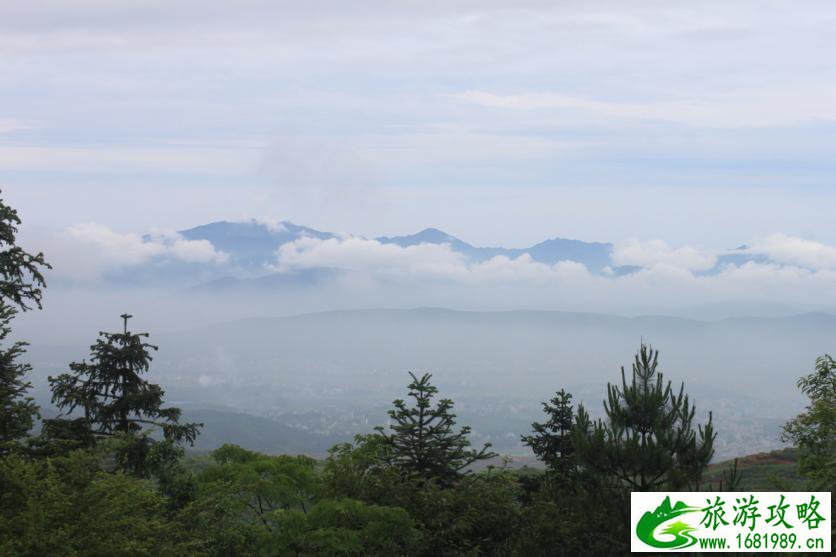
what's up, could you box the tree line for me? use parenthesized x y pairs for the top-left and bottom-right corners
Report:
(0, 191), (832, 556)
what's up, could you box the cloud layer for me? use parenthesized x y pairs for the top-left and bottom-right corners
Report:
(265, 234), (836, 312)
(24, 220), (836, 319)
(46, 223), (229, 281)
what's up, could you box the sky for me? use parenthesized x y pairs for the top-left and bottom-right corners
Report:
(2, 0), (836, 250)
(3, 0), (836, 327)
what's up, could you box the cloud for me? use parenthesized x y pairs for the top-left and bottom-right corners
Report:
(262, 234), (836, 313)
(457, 88), (836, 129)
(275, 236), (594, 285)
(612, 239), (717, 271)
(67, 223), (162, 266)
(59, 223), (228, 279)
(748, 234), (836, 270)
(274, 236), (468, 280)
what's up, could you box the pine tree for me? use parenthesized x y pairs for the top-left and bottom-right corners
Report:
(0, 190), (50, 452)
(46, 314), (201, 472)
(521, 389), (576, 479)
(376, 372), (496, 486)
(574, 344), (715, 491)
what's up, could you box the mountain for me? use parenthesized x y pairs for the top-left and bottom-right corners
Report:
(179, 220), (335, 269)
(94, 219), (787, 290)
(377, 228), (615, 271)
(181, 221), (618, 271)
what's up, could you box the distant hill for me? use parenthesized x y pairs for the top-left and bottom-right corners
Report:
(86, 219), (786, 289)
(181, 406), (345, 457)
(28, 307), (833, 460)
(377, 227), (617, 271)
(703, 448), (803, 490)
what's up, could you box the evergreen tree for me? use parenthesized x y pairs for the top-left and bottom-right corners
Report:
(0, 190), (50, 451)
(0, 192), (50, 312)
(0, 305), (40, 451)
(46, 314), (201, 473)
(376, 372), (496, 486)
(574, 344), (715, 491)
(521, 389), (576, 479)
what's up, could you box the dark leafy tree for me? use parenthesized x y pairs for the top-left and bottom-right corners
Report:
(375, 372), (496, 486)
(574, 344), (715, 492)
(782, 354), (835, 492)
(46, 314), (201, 474)
(0, 190), (50, 451)
(521, 389), (576, 479)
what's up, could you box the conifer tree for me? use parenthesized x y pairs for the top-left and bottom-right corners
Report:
(46, 314), (201, 472)
(0, 191), (50, 451)
(574, 344), (715, 492)
(521, 389), (576, 479)
(376, 372), (496, 486)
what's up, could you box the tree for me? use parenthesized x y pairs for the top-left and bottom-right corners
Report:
(375, 372), (496, 486)
(521, 388), (576, 479)
(0, 190), (50, 451)
(46, 314), (200, 474)
(183, 444), (421, 557)
(0, 305), (40, 452)
(0, 448), (187, 556)
(782, 354), (835, 492)
(262, 498), (421, 556)
(325, 435), (521, 557)
(0, 192), (49, 312)
(574, 344), (715, 492)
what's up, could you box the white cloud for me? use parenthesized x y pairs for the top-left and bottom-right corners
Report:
(274, 236), (595, 285)
(66, 223), (165, 266)
(165, 233), (229, 264)
(748, 234), (836, 270)
(61, 223), (228, 278)
(259, 233), (836, 313)
(274, 236), (468, 280)
(612, 239), (717, 272)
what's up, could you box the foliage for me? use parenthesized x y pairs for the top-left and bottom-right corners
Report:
(0, 190), (50, 312)
(262, 498), (420, 556)
(782, 354), (836, 492)
(702, 448), (802, 491)
(325, 434), (521, 556)
(567, 344), (716, 554)
(521, 388), (576, 480)
(0, 190), (50, 453)
(574, 344), (715, 492)
(45, 314), (201, 474)
(0, 450), (186, 556)
(375, 372), (496, 486)
(177, 444), (421, 556)
(0, 305), (39, 452)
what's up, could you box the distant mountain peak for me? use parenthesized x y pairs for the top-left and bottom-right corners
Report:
(377, 227), (468, 248)
(126, 218), (771, 289)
